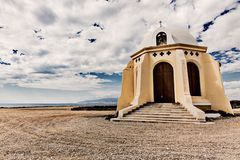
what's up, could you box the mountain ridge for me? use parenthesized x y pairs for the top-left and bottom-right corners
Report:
(77, 98), (118, 106)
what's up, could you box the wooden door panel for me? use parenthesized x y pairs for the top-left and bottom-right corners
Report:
(154, 62), (174, 103)
(187, 62), (201, 96)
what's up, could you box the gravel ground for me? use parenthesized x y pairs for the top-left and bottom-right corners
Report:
(0, 107), (240, 160)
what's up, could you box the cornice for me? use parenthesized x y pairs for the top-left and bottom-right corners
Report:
(131, 43), (207, 59)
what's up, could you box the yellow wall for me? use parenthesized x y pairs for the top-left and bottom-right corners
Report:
(117, 61), (134, 111)
(202, 54), (233, 113)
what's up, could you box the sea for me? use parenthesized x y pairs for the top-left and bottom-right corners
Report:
(0, 103), (79, 108)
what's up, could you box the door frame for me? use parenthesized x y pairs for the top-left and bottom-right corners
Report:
(187, 62), (201, 96)
(152, 61), (176, 103)
(186, 60), (205, 98)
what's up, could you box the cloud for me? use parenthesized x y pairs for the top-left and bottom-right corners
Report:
(209, 47), (240, 65)
(34, 6), (57, 25)
(221, 61), (240, 73)
(77, 72), (122, 85)
(92, 22), (104, 30)
(36, 49), (49, 57)
(0, 0), (239, 102)
(0, 58), (11, 65)
(195, 1), (240, 52)
(202, 6), (237, 32)
(222, 72), (240, 82)
(34, 64), (69, 75)
(170, 0), (177, 10)
(223, 81), (240, 100)
(196, 1), (239, 43)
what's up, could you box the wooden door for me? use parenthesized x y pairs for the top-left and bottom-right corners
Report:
(153, 62), (175, 103)
(187, 62), (201, 96)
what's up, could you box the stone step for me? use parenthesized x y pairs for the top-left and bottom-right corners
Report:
(111, 103), (205, 124)
(144, 107), (185, 110)
(137, 110), (188, 113)
(129, 114), (194, 118)
(150, 103), (176, 105)
(134, 114), (191, 117)
(154, 105), (183, 108)
(126, 115), (196, 120)
(133, 109), (188, 113)
(111, 118), (203, 124)
(153, 103), (177, 106)
(139, 107), (186, 109)
(134, 111), (190, 115)
(120, 117), (198, 122)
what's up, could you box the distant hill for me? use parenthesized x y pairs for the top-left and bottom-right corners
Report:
(77, 98), (118, 106)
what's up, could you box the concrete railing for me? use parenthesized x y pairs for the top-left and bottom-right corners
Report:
(118, 104), (141, 118)
(182, 102), (206, 120)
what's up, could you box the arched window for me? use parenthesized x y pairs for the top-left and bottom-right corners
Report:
(156, 32), (167, 46)
(187, 62), (201, 96)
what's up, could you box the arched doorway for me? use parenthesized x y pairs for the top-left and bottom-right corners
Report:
(153, 62), (175, 103)
(187, 62), (201, 96)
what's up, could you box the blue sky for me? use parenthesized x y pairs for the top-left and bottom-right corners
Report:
(0, 0), (239, 103)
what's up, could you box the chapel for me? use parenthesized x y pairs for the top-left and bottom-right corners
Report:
(112, 24), (233, 123)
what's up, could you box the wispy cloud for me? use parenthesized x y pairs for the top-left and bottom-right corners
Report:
(210, 47), (240, 64)
(196, 1), (239, 42)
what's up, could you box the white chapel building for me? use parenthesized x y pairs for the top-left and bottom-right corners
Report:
(112, 25), (233, 123)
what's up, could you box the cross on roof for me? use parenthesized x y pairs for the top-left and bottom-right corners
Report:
(159, 21), (162, 27)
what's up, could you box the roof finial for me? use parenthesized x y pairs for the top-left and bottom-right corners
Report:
(159, 21), (162, 27)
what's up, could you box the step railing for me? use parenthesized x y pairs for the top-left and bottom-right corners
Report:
(118, 105), (138, 118)
(181, 103), (206, 121)
(117, 103), (149, 118)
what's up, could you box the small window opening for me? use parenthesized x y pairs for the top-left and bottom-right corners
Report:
(156, 32), (167, 46)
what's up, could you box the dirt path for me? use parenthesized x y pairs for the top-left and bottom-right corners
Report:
(0, 107), (240, 160)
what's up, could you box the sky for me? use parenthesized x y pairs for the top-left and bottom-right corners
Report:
(0, 0), (239, 103)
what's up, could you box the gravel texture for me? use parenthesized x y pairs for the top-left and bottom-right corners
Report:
(0, 107), (240, 160)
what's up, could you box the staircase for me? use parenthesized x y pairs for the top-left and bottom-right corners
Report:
(112, 103), (206, 124)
